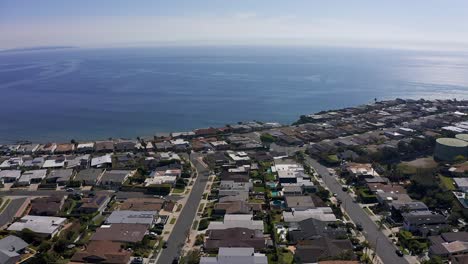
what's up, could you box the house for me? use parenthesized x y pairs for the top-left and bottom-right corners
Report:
(210, 141), (230, 150)
(391, 201), (430, 222)
(77, 195), (110, 214)
(91, 224), (148, 243)
(213, 201), (262, 216)
(29, 195), (66, 216)
(37, 143), (57, 154)
(76, 142), (95, 153)
(46, 169), (74, 185)
(91, 154), (112, 168)
(0, 157), (23, 169)
(402, 211), (448, 236)
(54, 143), (75, 154)
(294, 238), (355, 263)
(170, 138), (190, 150)
(343, 162), (379, 177)
(283, 208), (337, 223)
(105, 210), (157, 228)
(42, 156), (66, 169)
(0, 235), (29, 264)
(429, 232), (468, 259)
(454, 178), (468, 192)
(227, 151), (251, 165)
(207, 214), (264, 231)
(114, 140), (136, 152)
(288, 218), (347, 244)
(7, 215), (66, 237)
(453, 192), (468, 209)
(17, 169), (47, 185)
(99, 170), (133, 187)
(282, 185), (303, 196)
(66, 154), (90, 169)
(219, 180), (252, 197)
(119, 198), (165, 211)
(285, 196), (316, 211)
(22, 157), (44, 168)
(17, 144), (40, 154)
(94, 141), (114, 153)
(74, 169), (103, 186)
(219, 172), (250, 183)
(200, 247), (268, 264)
(70, 240), (131, 264)
(144, 169), (181, 186)
(205, 227), (267, 250)
(0, 170), (21, 183)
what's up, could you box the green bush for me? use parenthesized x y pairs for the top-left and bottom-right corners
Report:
(198, 218), (210, 231)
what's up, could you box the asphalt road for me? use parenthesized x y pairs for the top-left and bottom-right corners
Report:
(2, 189), (182, 202)
(0, 197), (27, 228)
(303, 156), (409, 264)
(156, 152), (210, 264)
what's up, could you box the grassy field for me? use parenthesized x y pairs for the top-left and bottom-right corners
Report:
(399, 157), (438, 175)
(254, 186), (266, 193)
(439, 175), (456, 190)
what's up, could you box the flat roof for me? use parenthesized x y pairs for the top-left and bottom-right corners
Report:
(436, 138), (468, 147)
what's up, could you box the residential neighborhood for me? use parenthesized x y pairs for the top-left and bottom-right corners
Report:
(0, 98), (467, 264)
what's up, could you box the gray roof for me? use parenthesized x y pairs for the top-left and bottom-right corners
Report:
(100, 170), (131, 183)
(105, 210), (157, 225)
(47, 169), (74, 182)
(200, 247), (268, 264)
(0, 235), (28, 252)
(18, 169), (47, 183)
(0, 170), (21, 180)
(75, 169), (102, 183)
(0, 235), (28, 264)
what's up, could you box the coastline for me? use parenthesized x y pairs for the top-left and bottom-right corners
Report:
(1, 97), (465, 146)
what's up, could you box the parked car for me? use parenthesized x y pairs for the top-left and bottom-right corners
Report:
(396, 250), (404, 257)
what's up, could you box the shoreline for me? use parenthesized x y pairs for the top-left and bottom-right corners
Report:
(1, 97), (466, 146)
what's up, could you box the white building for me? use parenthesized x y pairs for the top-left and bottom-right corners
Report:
(283, 208), (337, 223)
(208, 214), (264, 231)
(8, 216), (66, 237)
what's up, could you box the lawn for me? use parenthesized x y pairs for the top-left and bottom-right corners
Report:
(172, 187), (185, 194)
(254, 186), (266, 193)
(170, 217), (177, 224)
(439, 175), (456, 190)
(192, 220), (199, 230)
(265, 172), (277, 181)
(198, 203), (205, 213)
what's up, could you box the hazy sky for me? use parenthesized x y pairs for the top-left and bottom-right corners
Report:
(1, 0), (468, 50)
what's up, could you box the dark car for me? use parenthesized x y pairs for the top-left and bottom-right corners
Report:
(356, 223), (363, 231)
(396, 250), (404, 257)
(342, 186), (348, 192)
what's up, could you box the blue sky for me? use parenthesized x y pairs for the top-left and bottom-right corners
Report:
(1, 0), (468, 49)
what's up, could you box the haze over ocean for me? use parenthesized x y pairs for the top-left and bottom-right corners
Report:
(0, 46), (467, 143)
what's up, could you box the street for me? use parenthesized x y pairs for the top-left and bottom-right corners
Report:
(304, 156), (410, 264)
(155, 152), (210, 264)
(0, 197), (27, 228)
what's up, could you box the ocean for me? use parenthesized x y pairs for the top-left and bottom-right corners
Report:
(0, 46), (467, 143)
